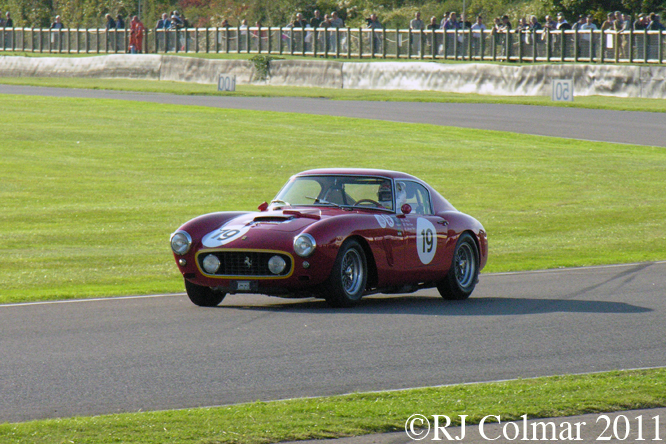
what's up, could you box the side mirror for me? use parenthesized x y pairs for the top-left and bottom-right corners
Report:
(401, 204), (412, 215)
(258, 201), (269, 212)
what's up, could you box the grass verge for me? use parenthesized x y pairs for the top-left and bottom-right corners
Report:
(1, 368), (665, 443)
(1, 94), (665, 303)
(2, 76), (666, 113)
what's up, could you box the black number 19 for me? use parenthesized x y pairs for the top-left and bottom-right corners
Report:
(421, 229), (434, 253)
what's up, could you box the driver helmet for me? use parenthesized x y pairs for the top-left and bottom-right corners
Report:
(377, 182), (393, 209)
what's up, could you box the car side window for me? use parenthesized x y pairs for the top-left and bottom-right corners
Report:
(405, 182), (432, 215)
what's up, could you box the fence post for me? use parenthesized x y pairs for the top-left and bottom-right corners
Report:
(382, 28), (386, 58)
(628, 28), (633, 63)
(657, 30), (664, 63)
(313, 27), (318, 57)
(430, 29), (435, 59)
(466, 29), (472, 62)
(560, 30), (565, 62)
(300, 28), (305, 56)
(335, 28), (340, 58)
(358, 27), (363, 59)
(407, 28), (411, 58)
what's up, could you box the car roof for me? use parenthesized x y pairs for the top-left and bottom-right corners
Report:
(295, 168), (420, 181)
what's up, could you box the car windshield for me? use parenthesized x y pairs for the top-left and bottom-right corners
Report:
(274, 175), (394, 211)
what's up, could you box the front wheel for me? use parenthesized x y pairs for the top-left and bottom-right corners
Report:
(324, 239), (367, 308)
(437, 233), (479, 300)
(184, 279), (226, 307)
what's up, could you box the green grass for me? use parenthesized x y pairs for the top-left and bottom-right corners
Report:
(1, 368), (665, 443)
(1, 73), (665, 443)
(1, 94), (665, 303)
(2, 76), (666, 113)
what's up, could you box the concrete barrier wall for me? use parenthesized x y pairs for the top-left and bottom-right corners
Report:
(160, 57), (255, 83)
(0, 54), (162, 80)
(1, 54), (665, 99)
(269, 60), (343, 88)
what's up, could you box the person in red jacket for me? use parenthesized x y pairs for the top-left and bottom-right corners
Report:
(129, 16), (145, 53)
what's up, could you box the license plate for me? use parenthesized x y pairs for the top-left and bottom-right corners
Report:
(237, 281), (251, 291)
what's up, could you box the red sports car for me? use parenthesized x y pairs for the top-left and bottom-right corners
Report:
(170, 168), (488, 307)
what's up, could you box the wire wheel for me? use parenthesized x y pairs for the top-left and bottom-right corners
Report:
(454, 241), (476, 290)
(437, 232), (479, 300)
(324, 239), (367, 307)
(341, 247), (365, 296)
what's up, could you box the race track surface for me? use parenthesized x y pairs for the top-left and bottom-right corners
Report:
(1, 84), (665, 147)
(2, 85), (665, 423)
(2, 262), (665, 422)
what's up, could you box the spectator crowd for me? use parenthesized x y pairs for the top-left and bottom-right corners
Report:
(1, 7), (665, 56)
(2, 8), (665, 32)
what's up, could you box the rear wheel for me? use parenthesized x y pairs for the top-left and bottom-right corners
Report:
(184, 279), (226, 307)
(324, 239), (367, 308)
(437, 233), (479, 300)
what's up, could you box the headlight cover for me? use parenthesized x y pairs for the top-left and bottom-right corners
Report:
(293, 233), (316, 257)
(171, 231), (192, 255)
(202, 254), (221, 274)
(268, 255), (287, 274)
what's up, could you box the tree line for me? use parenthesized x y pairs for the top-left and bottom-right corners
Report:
(0, 0), (663, 32)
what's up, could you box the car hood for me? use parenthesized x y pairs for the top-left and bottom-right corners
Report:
(200, 208), (325, 249)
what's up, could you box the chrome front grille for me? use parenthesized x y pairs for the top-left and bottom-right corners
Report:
(198, 251), (292, 277)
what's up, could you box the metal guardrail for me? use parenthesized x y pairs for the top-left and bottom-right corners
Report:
(2, 26), (665, 64)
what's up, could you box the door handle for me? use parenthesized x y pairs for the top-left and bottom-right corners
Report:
(438, 219), (449, 226)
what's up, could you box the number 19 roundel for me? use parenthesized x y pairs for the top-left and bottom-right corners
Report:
(416, 218), (437, 265)
(202, 223), (250, 248)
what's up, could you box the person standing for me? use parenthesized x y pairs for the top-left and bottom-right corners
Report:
(129, 16), (145, 53)
(578, 15), (596, 57)
(365, 13), (382, 54)
(648, 13), (665, 30)
(3, 12), (12, 49)
(329, 11), (344, 51)
(426, 16), (440, 54)
(310, 10), (322, 28)
(410, 12), (425, 55)
(470, 15), (487, 56)
(105, 14), (116, 30)
(51, 15), (64, 29)
(50, 15), (65, 50)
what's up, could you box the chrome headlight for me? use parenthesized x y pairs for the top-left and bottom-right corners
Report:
(293, 233), (316, 257)
(202, 254), (221, 274)
(268, 255), (287, 274)
(170, 231), (192, 255)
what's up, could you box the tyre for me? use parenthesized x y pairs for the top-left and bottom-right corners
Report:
(437, 232), (479, 300)
(324, 239), (368, 308)
(184, 279), (226, 307)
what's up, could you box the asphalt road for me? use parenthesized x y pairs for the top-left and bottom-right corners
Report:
(1, 84), (665, 147)
(2, 85), (665, 425)
(2, 262), (665, 422)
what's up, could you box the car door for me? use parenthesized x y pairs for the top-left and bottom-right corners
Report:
(395, 181), (450, 276)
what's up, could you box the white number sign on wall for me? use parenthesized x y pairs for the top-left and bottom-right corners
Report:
(552, 79), (574, 102)
(218, 74), (236, 92)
